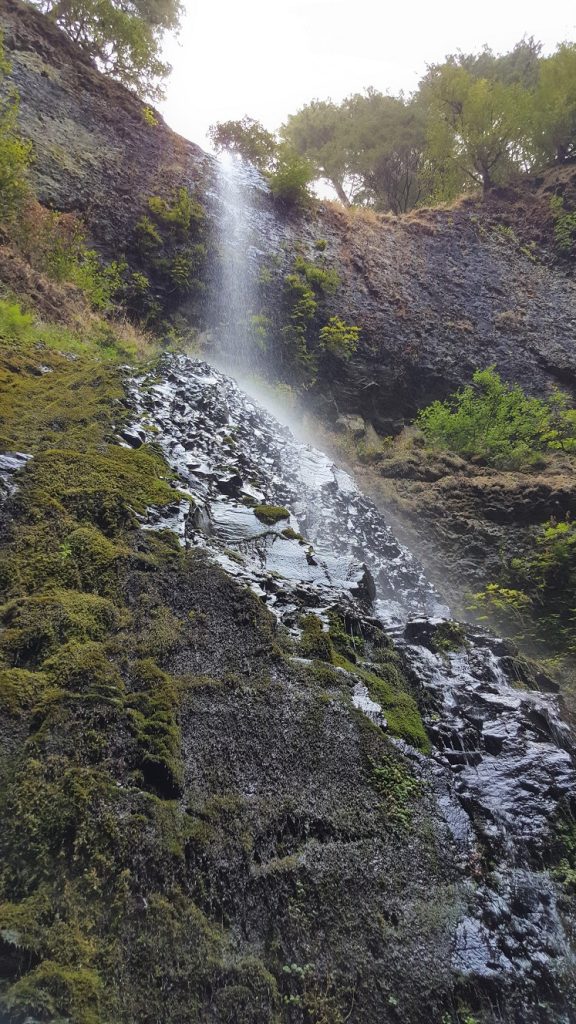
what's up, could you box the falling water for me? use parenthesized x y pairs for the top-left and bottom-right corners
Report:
(214, 155), (262, 370)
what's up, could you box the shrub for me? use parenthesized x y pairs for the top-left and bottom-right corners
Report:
(0, 299), (35, 344)
(129, 189), (206, 323)
(416, 367), (576, 469)
(319, 316), (360, 360)
(267, 147), (314, 208)
(12, 201), (124, 311)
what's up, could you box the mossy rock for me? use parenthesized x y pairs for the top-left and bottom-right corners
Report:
(0, 668), (48, 714)
(253, 504), (290, 525)
(299, 614), (334, 663)
(335, 653), (430, 751)
(430, 620), (467, 654)
(0, 589), (123, 666)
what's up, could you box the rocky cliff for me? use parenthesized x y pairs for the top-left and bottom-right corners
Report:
(1, 6), (576, 1023)
(3, 0), (576, 429)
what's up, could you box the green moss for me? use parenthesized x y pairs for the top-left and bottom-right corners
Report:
(254, 504), (290, 524)
(0, 668), (47, 714)
(299, 614), (334, 662)
(125, 661), (182, 797)
(430, 620), (467, 654)
(42, 641), (125, 698)
(328, 611), (364, 661)
(0, 349), (125, 453)
(4, 960), (102, 1024)
(335, 653), (430, 751)
(368, 753), (422, 827)
(0, 590), (123, 666)
(308, 661), (344, 688)
(281, 526), (304, 541)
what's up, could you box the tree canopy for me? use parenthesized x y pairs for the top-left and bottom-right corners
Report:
(277, 37), (576, 211)
(31, 0), (182, 98)
(207, 117), (277, 172)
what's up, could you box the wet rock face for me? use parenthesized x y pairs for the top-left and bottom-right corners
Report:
(354, 449), (576, 616)
(125, 355), (576, 1021)
(5, 0), (576, 428)
(0, 0), (212, 254)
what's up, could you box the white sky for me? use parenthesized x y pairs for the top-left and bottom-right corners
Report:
(159, 0), (576, 150)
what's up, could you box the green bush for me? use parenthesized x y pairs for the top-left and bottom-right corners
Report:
(129, 189), (206, 323)
(319, 316), (360, 360)
(416, 367), (576, 469)
(0, 299), (35, 344)
(267, 147), (314, 208)
(13, 202), (124, 312)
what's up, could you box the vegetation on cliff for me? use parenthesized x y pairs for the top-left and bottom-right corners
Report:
(29, 0), (182, 98)
(417, 367), (576, 470)
(212, 37), (576, 213)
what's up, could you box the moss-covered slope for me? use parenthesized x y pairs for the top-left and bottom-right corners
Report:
(0, 336), (467, 1024)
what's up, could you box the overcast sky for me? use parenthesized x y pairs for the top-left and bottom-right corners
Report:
(159, 0), (576, 150)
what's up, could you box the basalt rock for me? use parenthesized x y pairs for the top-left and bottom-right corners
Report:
(3, 0), (576, 428)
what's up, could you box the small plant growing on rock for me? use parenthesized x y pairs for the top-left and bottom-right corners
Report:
(299, 614), (334, 662)
(0, 34), (32, 222)
(319, 316), (360, 360)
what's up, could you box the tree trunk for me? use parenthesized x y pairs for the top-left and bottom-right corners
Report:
(332, 180), (351, 207)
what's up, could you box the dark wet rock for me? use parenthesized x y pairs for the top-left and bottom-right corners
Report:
(215, 472), (243, 496)
(0, 451), (31, 502)
(123, 354), (576, 1019)
(119, 427), (146, 448)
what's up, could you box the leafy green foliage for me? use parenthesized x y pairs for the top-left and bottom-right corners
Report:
(31, 0), (183, 99)
(0, 299), (35, 344)
(417, 367), (576, 469)
(130, 188), (206, 323)
(11, 201), (125, 311)
(0, 33), (32, 221)
(469, 519), (576, 657)
(319, 316), (360, 360)
(280, 37), (576, 209)
(208, 117), (277, 171)
(530, 44), (576, 164)
(422, 63), (529, 193)
(266, 145), (315, 208)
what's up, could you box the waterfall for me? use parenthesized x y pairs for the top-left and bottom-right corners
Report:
(120, 169), (576, 1018)
(213, 154), (261, 371)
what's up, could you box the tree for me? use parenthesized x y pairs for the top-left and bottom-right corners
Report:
(266, 145), (314, 208)
(344, 90), (428, 212)
(30, 0), (182, 99)
(421, 63), (530, 193)
(207, 117), (277, 171)
(530, 44), (576, 164)
(282, 100), (353, 205)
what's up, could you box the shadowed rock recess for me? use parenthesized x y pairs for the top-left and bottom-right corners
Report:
(1, 3), (576, 1023)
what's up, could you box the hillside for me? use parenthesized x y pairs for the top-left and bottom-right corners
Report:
(0, 4), (576, 1023)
